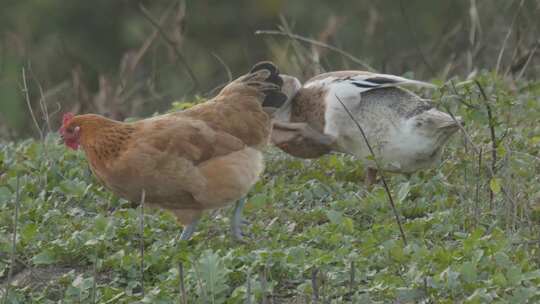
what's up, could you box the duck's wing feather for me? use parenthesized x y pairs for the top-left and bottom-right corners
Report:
(304, 71), (436, 94)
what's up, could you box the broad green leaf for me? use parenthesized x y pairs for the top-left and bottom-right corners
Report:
(522, 270), (540, 281)
(460, 262), (477, 284)
(397, 182), (410, 204)
(21, 223), (38, 241)
(492, 273), (507, 286)
(489, 178), (502, 194)
(342, 217), (355, 234)
(194, 250), (229, 304)
(325, 210), (343, 225)
(396, 287), (422, 302)
(530, 136), (540, 145)
(506, 266), (523, 285)
(248, 194), (267, 209)
(84, 239), (99, 246)
(494, 252), (512, 269)
(0, 187), (11, 203)
(32, 249), (56, 265)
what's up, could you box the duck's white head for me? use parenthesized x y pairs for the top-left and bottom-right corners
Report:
(400, 108), (462, 160)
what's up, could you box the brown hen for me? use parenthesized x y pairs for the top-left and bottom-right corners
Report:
(59, 62), (287, 240)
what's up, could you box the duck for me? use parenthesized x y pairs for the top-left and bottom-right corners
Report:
(271, 71), (462, 185)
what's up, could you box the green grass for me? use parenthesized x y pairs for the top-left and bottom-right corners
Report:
(1, 73), (540, 303)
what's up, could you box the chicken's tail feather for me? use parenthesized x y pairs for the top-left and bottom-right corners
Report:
(227, 61), (288, 109)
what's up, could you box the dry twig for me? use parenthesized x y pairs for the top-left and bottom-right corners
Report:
(516, 40), (539, 80)
(139, 189), (146, 297)
(3, 174), (20, 303)
(178, 262), (187, 304)
(255, 30), (375, 72)
(139, 3), (199, 92)
(311, 268), (319, 304)
(475, 80), (497, 207)
(21, 68), (42, 140)
(495, 0), (526, 74)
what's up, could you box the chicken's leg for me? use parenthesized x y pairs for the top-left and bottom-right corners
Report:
(231, 197), (248, 241)
(179, 218), (200, 240)
(173, 209), (203, 241)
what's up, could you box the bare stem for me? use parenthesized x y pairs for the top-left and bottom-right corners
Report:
(495, 0), (525, 74)
(349, 261), (355, 300)
(311, 268), (319, 304)
(211, 53), (232, 83)
(398, 0), (435, 75)
(475, 80), (497, 208)
(335, 95), (408, 245)
(3, 174), (20, 304)
(22, 67), (43, 140)
(92, 254), (97, 304)
(139, 2), (199, 92)
(260, 268), (268, 304)
(516, 40), (539, 80)
(475, 147), (482, 225)
(139, 189), (146, 297)
(246, 271), (252, 304)
(255, 30), (375, 72)
(178, 262), (187, 304)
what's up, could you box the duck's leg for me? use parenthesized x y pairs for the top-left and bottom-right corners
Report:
(231, 197), (248, 241)
(365, 167), (378, 187)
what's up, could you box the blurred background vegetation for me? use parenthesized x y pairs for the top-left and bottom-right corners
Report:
(0, 0), (538, 139)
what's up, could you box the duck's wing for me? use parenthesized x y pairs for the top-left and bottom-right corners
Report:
(304, 71), (436, 94)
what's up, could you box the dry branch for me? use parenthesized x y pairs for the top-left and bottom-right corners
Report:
(139, 189), (146, 297)
(516, 40), (539, 80)
(22, 68), (42, 140)
(3, 174), (20, 303)
(139, 3), (199, 92)
(475, 80), (497, 207)
(311, 268), (319, 304)
(495, 0), (525, 74)
(255, 30), (375, 72)
(398, 0), (435, 75)
(178, 262), (187, 304)
(211, 53), (232, 83)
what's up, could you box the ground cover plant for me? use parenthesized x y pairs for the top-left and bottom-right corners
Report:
(1, 72), (540, 303)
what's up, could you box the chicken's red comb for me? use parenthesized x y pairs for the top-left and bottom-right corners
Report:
(62, 112), (75, 126)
